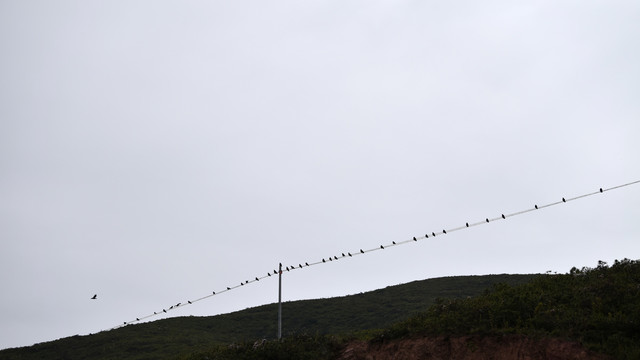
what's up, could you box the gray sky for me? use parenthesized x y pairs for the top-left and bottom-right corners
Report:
(1, 0), (639, 350)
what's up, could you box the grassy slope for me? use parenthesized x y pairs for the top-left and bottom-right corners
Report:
(0, 274), (535, 360)
(181, 259), (640, 360)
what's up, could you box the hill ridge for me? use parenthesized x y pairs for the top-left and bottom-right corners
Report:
(0, 273), (536, 359)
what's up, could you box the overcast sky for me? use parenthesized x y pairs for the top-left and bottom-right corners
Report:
(1, 0), (639, 350)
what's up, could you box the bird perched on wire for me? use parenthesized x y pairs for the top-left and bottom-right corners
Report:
(91, 294), (97, 300)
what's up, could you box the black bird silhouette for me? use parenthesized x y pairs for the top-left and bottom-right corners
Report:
(227, 287), (231, 290)
(485, 218), (489, 222)
(392, 241), (396, 244)
(176, 303), (181, 307)
(212, 291), (216, 294)
(600, 188), (603, 193)
(562, 197), (566, 202)
(432, 232), (436, 237)
(443, 229), (446, 234)
(268, 273), (272, 276)
(380, 245), (384, 249)
(348, 252), (352, 256)
(256, 277), (259, 281)
(466, 222), (469, 227)
(360, 249), (364, 253)
(299, 264), (302, 268)
(163, 309), (167, 313)
(169, 306), (174, 309)
(413, 237), (417, 241)
(501, 214), (505, 219)
(535, 204), (538, 209)
(286, 266), (290, 271)
(305, 262), (309, 266)
(322, 258), (326, 263)
(154, 312), (157, 315)
(334, 256), (338, 260)
(188, 301), (192, 304)
(136, 318), (139, 321)
(329, 257), (333, 261)
(91, 294), (97, 300)
(342, 253), (346, 257)
(425, 234), (428, 238)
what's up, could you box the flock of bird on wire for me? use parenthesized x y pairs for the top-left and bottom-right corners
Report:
(85, 182), (639, 330)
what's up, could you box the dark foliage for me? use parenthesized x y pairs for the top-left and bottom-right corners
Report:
(383, 259), (640, 359)
(178, 334), (345, 360)
(0, 274), (533, 360)
(12, 261), (639, 360)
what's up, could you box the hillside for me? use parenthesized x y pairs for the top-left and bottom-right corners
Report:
(5, 260), (637, 360)
(0, 274), (535, 360)
(338, 335), (611, 360)
(180, 259), (640, 360)
(383, 259), (640, 351)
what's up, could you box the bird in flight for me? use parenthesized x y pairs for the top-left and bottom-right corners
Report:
(91, 294), (97, 300)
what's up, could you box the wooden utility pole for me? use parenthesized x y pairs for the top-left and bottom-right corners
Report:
(278, 262), (282, 340)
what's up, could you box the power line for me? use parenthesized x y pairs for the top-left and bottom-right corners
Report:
(107, 179), (639, 330)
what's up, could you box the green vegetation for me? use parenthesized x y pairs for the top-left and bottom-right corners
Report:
(3, 261), (639, 360)
(383, 258), (640, 359)
(179, 334), (346, 360)
(0, 274), (533, 360)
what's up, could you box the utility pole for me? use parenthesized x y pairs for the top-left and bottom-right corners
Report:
(278, 262), (282, 340)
